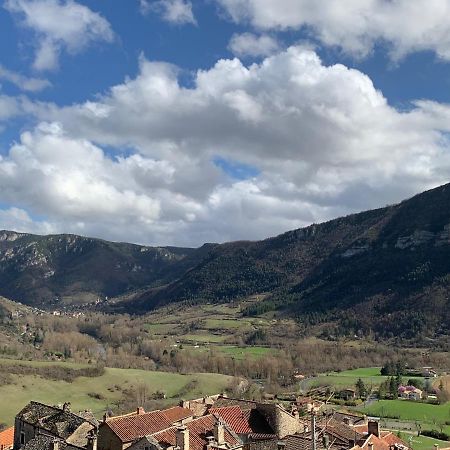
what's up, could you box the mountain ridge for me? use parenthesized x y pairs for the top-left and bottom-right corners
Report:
(1, 183), (450, 340)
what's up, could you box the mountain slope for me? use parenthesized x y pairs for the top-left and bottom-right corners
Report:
(128, 183), (450, 339)
(0, 231), (198, 308)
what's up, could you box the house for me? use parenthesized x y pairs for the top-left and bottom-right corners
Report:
(208, 405), (275, 442)
(13, 401), (97, 450)
(422, 367), (437, 378)
(97, 408), (173, 450)
(398, 386), (422, 400)
(0, 427), (14, 450)
(207, 396), (303, 439)
(127, 415), (243, 450)
(295, 397), (323, 414)
(339, 389), (357, 401)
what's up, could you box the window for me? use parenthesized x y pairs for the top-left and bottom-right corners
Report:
(20, 432), (25, 444)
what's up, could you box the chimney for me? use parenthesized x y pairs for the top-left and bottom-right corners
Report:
(87, 430), (97, 450)
(206, 436), (215, 450)
(368, 442), (374, 450)
(176, 426), (189, 450)
(137, 407), (145, 415)
(434, 445), (439, 450)
(52, 439), (60, 450)
(343, 417), (350, 425)
(62, 402), (71, 413)
(180, 400), (190, 409)
(368, 420), (380, 438)
(214, 419), (225, 446)
(277, 441), (286, 450)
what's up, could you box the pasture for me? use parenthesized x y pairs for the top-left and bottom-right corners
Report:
(0, 359), (232, 426)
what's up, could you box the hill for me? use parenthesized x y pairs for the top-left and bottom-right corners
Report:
(1, 183), (450, 340)
(128, 183), (450, 340)
(0, 231), (201, 308)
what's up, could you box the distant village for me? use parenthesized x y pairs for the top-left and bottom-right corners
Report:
(1, 392), (444, 450)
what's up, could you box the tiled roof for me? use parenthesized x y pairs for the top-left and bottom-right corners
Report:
(105, 410), (172, 443)
(153, 414), (241, 450)
(380, 432), (408, 448)
(21, 435), (84, 450)
(0, 426), (14, 449)
(209, 406), (252, 434)
(15, 401), (93, 440)
(162, 406), (195, 423)
(212, 396), (258, 411)
(209, 405), (274, 436)
(320, 418), (364, 443)
(353, 424), (369, 434)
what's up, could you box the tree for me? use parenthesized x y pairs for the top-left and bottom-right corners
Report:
(356, 378), (366, 398)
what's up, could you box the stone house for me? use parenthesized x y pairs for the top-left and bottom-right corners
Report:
(127, 415), (243, 450)
(13, 401), (97, 450)
(98, 408), (173, 450)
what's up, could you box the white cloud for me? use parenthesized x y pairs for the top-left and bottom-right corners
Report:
(228, 32), (279, 57)
(140, 0), (196, 25)
(4, 0), (114, 71)
(0, 65), (51, 92)
(4, 47), (450, 245)
(216, 0), (450, 60)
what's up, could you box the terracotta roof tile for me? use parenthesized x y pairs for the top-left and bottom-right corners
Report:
(162, 406), (195, 423)
(106, 410), (172, 443)
(0, 427), (14, 449)
(153, 414), (241, 450)
(209, 406), (252, 434)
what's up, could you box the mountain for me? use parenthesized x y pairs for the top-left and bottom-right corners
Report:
(1, 183), (450, 340)
(128, 183), (450, 340)
(0, 231), (200, 308)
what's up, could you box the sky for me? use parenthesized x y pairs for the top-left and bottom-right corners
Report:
(2, 1), (450, 247)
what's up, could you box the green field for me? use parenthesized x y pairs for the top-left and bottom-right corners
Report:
(180, 334), (228, 343)
(0, 360), (232, 426)
(408, 434), (450, 450)
(309, 367), (422, 391)
(361, 400), (450, 437)
(219, 345), (275, 359)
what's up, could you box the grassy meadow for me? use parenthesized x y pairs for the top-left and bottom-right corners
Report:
(0, 358), (232, 426)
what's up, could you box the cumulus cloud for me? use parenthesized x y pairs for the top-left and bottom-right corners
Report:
(4, 0), (114, 71)
(4, 47), (450, 245)
(0, 65), (51, 92)
(228, 32), (280, 57)
(216, 0), (450, 60)
(140, 0), (196, 25)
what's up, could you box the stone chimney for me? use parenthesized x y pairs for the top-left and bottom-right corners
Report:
(205, 436), (215, 450)
(368, 420), (379, 437)
(343, 417), (350, 425)
(277, 441), (286, 450)
(137, 407), (145, 415)
(214, 419), (225, 446)
(52, 439), (60, 450)
(368, 442), (374, 450)
(62, 402), (71, 413)
(87, 430), (97, 450)
(176, 426), (189, 450)
(180, 400), (190, 409)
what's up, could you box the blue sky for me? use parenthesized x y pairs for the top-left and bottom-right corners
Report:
(1, 0), (450, 246)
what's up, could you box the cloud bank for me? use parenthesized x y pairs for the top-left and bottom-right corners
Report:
(2, 47), (450, 245)
(216, 0), (450, 60)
